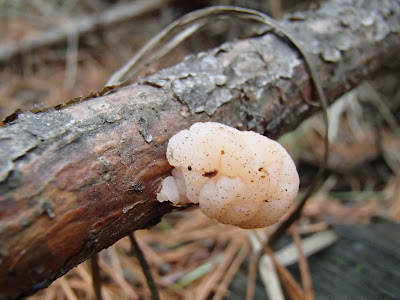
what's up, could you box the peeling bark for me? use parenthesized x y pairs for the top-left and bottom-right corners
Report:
(0, 0), (399, 298)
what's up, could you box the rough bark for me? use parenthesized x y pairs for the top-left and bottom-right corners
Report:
(0, 0), (399, 298)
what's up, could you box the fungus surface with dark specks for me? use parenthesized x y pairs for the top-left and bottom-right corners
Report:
(157, 122), (299, 229)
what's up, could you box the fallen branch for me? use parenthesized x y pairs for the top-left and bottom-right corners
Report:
(0, 0), (399, 298)
(0, 0), (174, 63)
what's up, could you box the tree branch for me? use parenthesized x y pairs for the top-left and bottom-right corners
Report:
(0, 0), (174, 63)
(0, 0), (399, 298)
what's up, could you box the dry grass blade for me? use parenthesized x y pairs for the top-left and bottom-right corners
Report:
(57, 277), (79, 300)
(274, 231), (338, 267)
(273, 259), (305, 300)
(291, 228), (314, 300)
(213, 242), (250, 300)
(76, 263), (93, 287)
(42, 287), (56, 300)
(248, 230), (284, 300)
(195, 239), (242, 300)
(99, 255), (139, 299)
(259, 255), (284, 300)
(74, 264), (94, 299)
(105, 245), (149, 297)
(134, 236), (168, 270)
(174, 253), (224, 290)
(255, 231), (306, 300)
(101, 285), (118, 300)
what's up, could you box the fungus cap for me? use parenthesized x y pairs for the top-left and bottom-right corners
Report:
(157, 122), (299, 229)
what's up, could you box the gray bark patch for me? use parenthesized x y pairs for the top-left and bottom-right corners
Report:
(0, 110), (74, 182)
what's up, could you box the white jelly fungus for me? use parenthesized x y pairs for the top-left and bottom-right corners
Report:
(157, 122), (299, 229)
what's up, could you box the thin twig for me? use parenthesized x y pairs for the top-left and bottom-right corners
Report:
(128, 232), (161, 300)
(0, 0), (173, 62)
(90, 253), (103, 300)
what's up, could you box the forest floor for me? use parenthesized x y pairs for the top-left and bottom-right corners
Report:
(1, 1), (399, 299)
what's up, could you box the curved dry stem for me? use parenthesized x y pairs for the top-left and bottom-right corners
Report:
(107, 5), (329, 247)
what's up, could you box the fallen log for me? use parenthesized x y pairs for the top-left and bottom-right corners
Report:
(0, 0), (399, 298)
